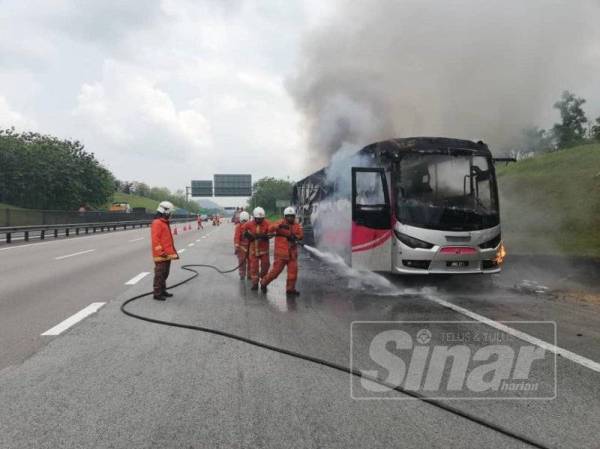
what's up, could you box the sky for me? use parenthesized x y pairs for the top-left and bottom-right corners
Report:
(1, 0), (599, 207)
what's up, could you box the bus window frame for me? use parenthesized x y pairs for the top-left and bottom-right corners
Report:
(351, 167), (391, 230)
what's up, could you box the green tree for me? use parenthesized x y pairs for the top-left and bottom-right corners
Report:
(247, 177), (294, 214)
(133, 182), (150, 197)
(0, 128), (115, 209)
(552, 91), (588, 148)
(590, 116), (600, 141)
(116, 178), (202, 213)
(518, 126), (555, 154)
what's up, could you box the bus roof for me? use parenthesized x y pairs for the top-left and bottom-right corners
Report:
(295, 137), (491, 186)
(360, 136), (490, 157)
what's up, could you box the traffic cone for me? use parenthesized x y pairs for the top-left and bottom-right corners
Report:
(173, 227), (178, 235)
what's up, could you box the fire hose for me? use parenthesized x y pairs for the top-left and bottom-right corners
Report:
(120, 241), (551, 449)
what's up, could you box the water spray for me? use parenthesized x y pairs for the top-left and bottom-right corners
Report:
(301, 244), (405, 296)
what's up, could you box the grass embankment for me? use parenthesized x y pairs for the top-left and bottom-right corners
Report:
(497, 144), (600, 257)
(0, 203), (26, 210)
(108, 192), (160, 211)
(2, 194), (159, 212)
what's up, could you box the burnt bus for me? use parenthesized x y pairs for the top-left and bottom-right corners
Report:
(292, 137), (506, 274)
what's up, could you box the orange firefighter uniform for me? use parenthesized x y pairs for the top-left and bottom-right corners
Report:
(242, 219), (271, 288)
(234, 222), (251, 279)
(151, 216), (179, 297)
(261, 219), (303, 293)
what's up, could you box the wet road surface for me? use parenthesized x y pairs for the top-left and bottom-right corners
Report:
(0, 223), (599, 448)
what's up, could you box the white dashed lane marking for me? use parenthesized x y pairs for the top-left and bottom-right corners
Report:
(54, 249), (95, 260)
(41, 303), (105, 336)
(125, 272), (150, 285)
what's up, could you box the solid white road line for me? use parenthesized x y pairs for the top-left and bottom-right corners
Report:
(129, 237), (144, 242)
(425, 293), (600, 373)
(125, 272), (150, 285)
(41, 302), (106, 336)
(54, 249), (95, 260)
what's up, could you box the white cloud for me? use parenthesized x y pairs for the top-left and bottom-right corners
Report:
(73, 60), (212, 158)
(0, 0), (314, 195)
(0, 96), (36, 130)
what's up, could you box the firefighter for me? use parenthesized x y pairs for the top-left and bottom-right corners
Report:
(233, 211), (251, 280)
(242, 207), (271, 290)
(260, 206), (303, 295)
(151, 201), (179, 301)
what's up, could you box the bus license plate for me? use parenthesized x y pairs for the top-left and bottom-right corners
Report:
(447, 261), (469, 268)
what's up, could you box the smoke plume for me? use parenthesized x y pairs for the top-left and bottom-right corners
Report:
(288, 0), (600, 168)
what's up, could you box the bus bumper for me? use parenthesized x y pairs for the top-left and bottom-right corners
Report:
(392, 238), (504, 275)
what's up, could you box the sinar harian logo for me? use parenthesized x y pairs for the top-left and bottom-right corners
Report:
(350, 321), (556, 400)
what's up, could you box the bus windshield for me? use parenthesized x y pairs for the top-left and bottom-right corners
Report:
(395, 153), (499, 231)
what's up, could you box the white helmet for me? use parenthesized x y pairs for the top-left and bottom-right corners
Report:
(157, 201), (175, 215)
(239, 211), (250, 222)
(252, 207), (265, 218)
(284, 206), (296, 216)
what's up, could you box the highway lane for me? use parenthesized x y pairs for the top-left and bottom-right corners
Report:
(0, 220), (207, 370)
(0, 223), (599, 448)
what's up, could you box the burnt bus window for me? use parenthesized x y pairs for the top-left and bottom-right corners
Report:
(352, 168), (390, 229)
(396, 154), (499, 231)
(355, 171), (385, 208)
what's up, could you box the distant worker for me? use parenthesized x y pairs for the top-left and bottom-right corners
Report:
(243, 207), (271, 290)
(196, 214), (203, 230)
(261, 207), (303, 295)
(233, 211), (251, 280)
(151, 201), (179, 301)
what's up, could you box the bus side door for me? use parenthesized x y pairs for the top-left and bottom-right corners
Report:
(351, 167), (392, 271)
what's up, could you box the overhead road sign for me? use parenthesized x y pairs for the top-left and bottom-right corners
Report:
(191, 180), (213, 197)
(213, 174), (252, 197)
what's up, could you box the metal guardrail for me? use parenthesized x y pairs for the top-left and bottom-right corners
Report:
(0, 208), (167, 227)
(0, 217), (193, 244)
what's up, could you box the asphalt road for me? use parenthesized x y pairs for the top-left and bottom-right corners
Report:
(0, 222), (599, 448)
(0, 220), (202, 369)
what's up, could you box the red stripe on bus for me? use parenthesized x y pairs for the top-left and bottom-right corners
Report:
(439, 246), (477, 255)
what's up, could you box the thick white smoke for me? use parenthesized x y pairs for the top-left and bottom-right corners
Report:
(310, 147), (375, 261)
(288, 0), (600, 168)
